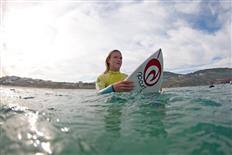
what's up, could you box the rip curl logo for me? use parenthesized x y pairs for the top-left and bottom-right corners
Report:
(143, 59), (161, 86)
(136, 58), (161, 92)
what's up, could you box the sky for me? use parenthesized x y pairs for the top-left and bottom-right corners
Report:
(0, 0), (231, 82)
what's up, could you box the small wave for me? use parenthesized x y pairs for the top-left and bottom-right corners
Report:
(22, 96), (35, 100)
(47, 107), (56, 111)
(0, 105), (27, 114)
(192, 98), (222, 107)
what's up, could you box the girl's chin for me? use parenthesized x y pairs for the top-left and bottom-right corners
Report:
(113, 67), (121, 71)
(116, 65), (121, 69)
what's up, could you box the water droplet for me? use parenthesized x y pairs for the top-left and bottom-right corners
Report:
(61, 127), (69, 133)
(36, 140), (40, 145)
(32, 134), (38, 140)
(27, 133), (32, 139)
(41, 142), (52, 154)
(17, 133), (22, 140)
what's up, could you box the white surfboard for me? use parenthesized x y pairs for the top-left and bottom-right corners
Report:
(126, 49), (163, 93)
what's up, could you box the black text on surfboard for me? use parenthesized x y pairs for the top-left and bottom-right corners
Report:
(137, 72), (146, 93)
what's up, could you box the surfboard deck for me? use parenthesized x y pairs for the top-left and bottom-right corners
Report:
(126, 49), (163, 93)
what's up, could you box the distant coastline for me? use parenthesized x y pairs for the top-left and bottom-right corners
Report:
(162, 68), (232, 88)
(0, 76), (94, 89)
(0, 68), (231, 89)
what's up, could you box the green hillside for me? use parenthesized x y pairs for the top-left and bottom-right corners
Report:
(162, 68), (232, 88)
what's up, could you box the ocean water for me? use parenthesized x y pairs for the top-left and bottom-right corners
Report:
(0, 84), (231, 155)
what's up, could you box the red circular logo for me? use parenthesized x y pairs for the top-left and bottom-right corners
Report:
(143, 59), (161, 86)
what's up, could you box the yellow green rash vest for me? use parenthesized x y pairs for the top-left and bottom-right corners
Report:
(96, 71), (127, 94)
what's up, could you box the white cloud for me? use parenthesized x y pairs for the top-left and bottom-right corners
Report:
(1, 0), (231, 82)
(173, 0), (201, 14)
(163, 26), (230, 70)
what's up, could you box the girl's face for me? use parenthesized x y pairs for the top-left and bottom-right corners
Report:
(108, 51), (122, 71)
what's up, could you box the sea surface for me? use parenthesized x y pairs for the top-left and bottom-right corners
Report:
(0, 84), (231, 155)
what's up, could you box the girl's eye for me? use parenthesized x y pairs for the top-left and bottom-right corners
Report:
(114, 56), (122, 59)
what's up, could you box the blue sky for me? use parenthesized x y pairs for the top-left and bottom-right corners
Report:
(182, 1), (221, 33)
(0, 0), (231, 82)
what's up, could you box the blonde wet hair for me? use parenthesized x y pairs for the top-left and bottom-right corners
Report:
(104, 49), (121, 74)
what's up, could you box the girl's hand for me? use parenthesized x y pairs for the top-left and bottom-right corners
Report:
(113, 80), (134, 92)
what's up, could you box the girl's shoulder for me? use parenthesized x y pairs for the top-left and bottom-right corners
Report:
(97, 72), (108, 79)
(121, 72), (128, 78)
